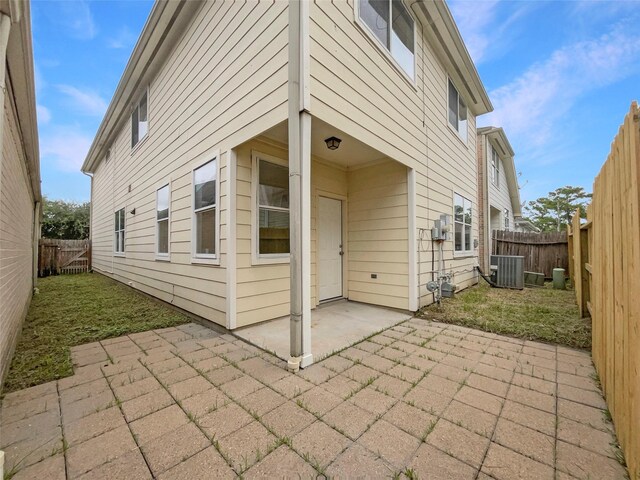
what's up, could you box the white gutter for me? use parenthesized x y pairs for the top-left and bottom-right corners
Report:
(409, 0), (493, 115)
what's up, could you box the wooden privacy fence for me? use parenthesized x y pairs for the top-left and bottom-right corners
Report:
(38, 239), (91, 277)
(570, 102), (640, 480)
(491, 230), (568, 278)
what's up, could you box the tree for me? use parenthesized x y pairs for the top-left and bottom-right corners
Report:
(41, 197), (90, 239)
(524, 186), (591, 232)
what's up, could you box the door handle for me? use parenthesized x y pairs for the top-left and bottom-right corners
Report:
(339, 244), (344, 256)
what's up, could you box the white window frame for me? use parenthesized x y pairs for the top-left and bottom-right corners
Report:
(156, 182), (171, 260)
(504, 209), (510, 231)
(131, 88), (149, 151)
(491, 145), (500, 188)
(447, 78), (468, 144)
(354, 0), (417, 84)
(114, 207), (125, 256)
(191, 149), (221, 265)
(453, 193), (473, 256)
(491, 146), (500, 188)
(251, 151), (290, 265)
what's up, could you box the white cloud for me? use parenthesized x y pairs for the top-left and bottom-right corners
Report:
(55, 1), (97, 40)
(448, 1), (535, 65)
(57, 85), (107, 117)
(107, 26), (137, 49)
(482, 23), (640, 148)
(448, 0), (499, 64)
(41, 127), (93, 172)
(36, 104), (51, 124)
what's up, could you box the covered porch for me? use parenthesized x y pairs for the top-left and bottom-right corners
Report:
(231, 114), (417, 369)
(235, 300), (412, 362)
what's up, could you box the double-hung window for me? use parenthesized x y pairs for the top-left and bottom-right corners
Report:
(454, 194), (472, 254)
(257, 157), (290, 256)
(131, 91), (148, 148)
(448, 80), (468, 142)
(491, 147), (500, 187)
(504, 209), (510, 230)
(156, 184), (170, 257)
(358, 0), (415, 78)
(114, 208), (125, 254)
(193, 158), (217, 258)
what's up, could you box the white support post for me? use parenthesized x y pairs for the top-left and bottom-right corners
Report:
(288, 0), (312, 370)
(408, 168), (418, 311)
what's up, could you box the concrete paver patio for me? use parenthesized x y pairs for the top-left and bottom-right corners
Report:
(0, 319), (627, 479)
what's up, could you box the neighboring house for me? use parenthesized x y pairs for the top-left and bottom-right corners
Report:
(476, 126), (522, 272)
(82, 0), (492, 367)
(0, 1), (41, 387)
(514, 217), (540, 233)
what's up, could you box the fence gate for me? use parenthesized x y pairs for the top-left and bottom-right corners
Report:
(38, 239), (91, 277)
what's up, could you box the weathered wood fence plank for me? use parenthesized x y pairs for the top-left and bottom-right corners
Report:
(38, 239), (91, 277)
(491, 230), (568, 278)
(570, 101), (639, 480)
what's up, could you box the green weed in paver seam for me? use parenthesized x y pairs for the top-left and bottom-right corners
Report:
(278, 436), (293, 448)
(611, 440), (628, 468)
(403, 468), (418, 479)
(417, 282), (590, 349)
(3, 273), (191, 394)
(603, 408), (613, 424)
(420, 419), (437, 442)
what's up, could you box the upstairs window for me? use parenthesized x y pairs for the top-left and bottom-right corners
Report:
(156, 184), (170, 256)
(359, 0), (415, 78)
(114, 208), (125, 254)
(131, 91), (148, 148)
(193, 159), (217, 258)
(448, 80), (468, 142)
(491, 147), (500, 187)
(504, 209), (510, 230)
(258, 158), (290, 255)
(454, 193), (472, 254)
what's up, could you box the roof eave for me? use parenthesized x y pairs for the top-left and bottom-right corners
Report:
(82, 1), (201, 174)
(409, 0), (493, 116)
(480, 127), (522, 216)
(5, 0), (41, 201)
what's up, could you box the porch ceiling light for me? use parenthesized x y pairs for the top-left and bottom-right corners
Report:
(324, 136), (342, 150)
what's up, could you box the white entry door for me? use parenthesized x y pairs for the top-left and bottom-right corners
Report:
(318, 196), (343, 301)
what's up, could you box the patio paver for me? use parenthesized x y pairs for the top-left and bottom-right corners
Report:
(0, 319), (628, 479)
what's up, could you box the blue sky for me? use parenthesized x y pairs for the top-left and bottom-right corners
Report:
(34, 0), (153, 202)
(35, 1), (640, 207)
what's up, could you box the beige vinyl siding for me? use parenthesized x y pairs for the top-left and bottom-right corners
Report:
(90, 1), (289, 327)
(309, 0), (479, 307)
(0, 89), (36, 382)
(235, 138), (350, 328)
(348, 160), (409, 309)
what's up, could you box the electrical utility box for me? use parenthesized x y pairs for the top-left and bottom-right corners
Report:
(432, 214), (453, 241)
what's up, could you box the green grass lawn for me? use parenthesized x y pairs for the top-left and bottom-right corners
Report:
(3, 273), (191, 394)
(419, 281), (591, 350)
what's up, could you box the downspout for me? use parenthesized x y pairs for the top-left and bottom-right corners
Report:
(288, 0), (312, 371)
(484, 137), (491, 272)
(83, 170), (93, 270)
(32, 200), (40, 288)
